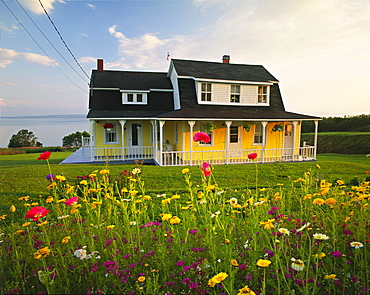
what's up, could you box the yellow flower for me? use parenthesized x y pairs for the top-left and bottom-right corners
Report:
(62, 236), (71, 244)
(18, 196), (30, 201)
(171, 194), (181, 199)
(231, 259), (239, 266)
(259, 219), (275, 230)
(34, 246), (50, 259)
(57, 199), (66, 203)
(238, 285), (256, 295)
(137, 276), (145, 283)
(316, 164), (321, 169)
(144, 195), (152, 200)
(106, 225), (115, 229)
(130, 178), (137, 182)
(100, 169), (110, 175)
(31, 202), (39, 206)
(303, 194), (312, 200)
(132, 168), (141, 175)
(224, 239), (230, 244)
(274, 192), (282, 200)
(66, 185), (75, 194)
(9, 205), (16, 212)
(22, 222), (31, 227)
(336, 180), (345, 186)
(55, 175), (66, 181)
(121, 187), (128, 193)
(46, 196), (54, 203)
(256, 259), (271, 267)
(162, 198), (171, 205)
(325, 274), (336, 280)
(169, 216), (181, 224)
(37, 221), (48, 227)
(325, 198), (337, 206)
(313, 198), (325, 205)
(70, 208), (79, 214)
(14, 230), (24, 235)
(182, 168), (189, 174)
(314, 252), (326, 259)
(229, 197), (238, 206)
(161, 214), (172, 221)
(208, 272), (228, 287)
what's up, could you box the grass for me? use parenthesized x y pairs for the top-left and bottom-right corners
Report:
(317, 153), (370, 165)
(303, 132), (370, 136)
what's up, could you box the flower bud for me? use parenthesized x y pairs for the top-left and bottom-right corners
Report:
(9, 205), (16, 213)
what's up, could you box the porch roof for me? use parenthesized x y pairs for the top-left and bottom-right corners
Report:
(87, 109), (320, 121)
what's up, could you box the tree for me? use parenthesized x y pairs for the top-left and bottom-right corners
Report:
(8, 129), (43, 148)
(62, 131), (90, 147)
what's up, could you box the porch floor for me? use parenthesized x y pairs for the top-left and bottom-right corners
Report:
(60, 147), (157, 165)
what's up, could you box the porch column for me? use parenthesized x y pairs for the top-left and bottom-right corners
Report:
(261, 121), (268, 163)
(150, 120), (156, 158)
(314, 120), (319, 160)
(119, 120), (126, 161)
(292, 121), (298, 161)
(90, 120), (96, 162)
(159, 121), (165, 165)
(225, 121), (232, 164)
(188, 121), (196, 166)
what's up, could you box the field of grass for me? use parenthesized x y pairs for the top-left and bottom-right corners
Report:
(1, 151), (369, 294)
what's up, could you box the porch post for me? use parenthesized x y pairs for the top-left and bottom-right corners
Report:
(90, 120), (96, 162)
(188, 121), (196, 166)
(119, 120), (126, 161)
(314, 120), (319, 160)
(150, 120), (156, 160)
(159, 121), (165, 166)
(261, 121), (267, 163)
(292, 121), (298, 161)
(225, 121), (232, 164)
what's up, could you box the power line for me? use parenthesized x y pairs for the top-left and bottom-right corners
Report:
(1, 0), (88, 93)
(38, 0), (90, 80)
(15, 0), (90, 84)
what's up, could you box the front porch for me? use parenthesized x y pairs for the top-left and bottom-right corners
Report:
(61, 145), (316, 166)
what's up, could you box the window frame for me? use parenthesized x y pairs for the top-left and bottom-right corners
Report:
(200, 83), (212, 102)
(197, 121), (214, 146)
(230, 85), (240, 103)
(257, 86), (268, 104)
(253, 123), (267, 145)
(121, 91), (148, 105)
(104, 123), (119, 144)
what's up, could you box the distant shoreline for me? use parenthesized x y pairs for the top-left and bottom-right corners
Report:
(1, 114), (86, 119)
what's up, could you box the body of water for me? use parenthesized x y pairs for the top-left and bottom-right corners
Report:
(0, 115), (90, 148)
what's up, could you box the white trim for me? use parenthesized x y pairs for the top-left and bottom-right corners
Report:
(150, 89), (173, 92)
(92, 88), (120, 90)
(120, 90), (150, 93)
(178, 76), (275, 85)
(122, 92), (148, 105)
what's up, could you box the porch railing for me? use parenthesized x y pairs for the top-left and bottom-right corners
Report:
(86, 145), (315, 165)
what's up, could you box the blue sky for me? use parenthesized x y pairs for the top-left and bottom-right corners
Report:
(1, 0), (370, 118)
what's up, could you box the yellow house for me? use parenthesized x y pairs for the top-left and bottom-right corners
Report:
(77, 56), (320, 166)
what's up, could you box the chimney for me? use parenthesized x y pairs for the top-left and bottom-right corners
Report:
(222, 55), (230, 63)
(97, 59), (104, 71)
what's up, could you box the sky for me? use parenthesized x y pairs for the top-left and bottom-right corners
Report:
(1, 0), (370, 119)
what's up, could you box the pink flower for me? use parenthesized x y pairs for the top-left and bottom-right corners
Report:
(193, 132), (210, 143)
(248, 153), (258, 160)
(25, 206), (50, 221)
(65, 196), (78, 206)
(200, 162), (212, 177)
(37, 151), (51, 161)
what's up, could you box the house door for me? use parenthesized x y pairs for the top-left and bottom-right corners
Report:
(229, 125), (242, 157)
(283, 124), (293, 160)
(127, 122), (143, 158)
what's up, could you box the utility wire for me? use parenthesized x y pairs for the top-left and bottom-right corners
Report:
(38, 0), (90, 80)
(1, 0), (88, 93)
(15, 0), (89, 84)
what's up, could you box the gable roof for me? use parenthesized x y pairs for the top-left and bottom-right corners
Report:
(91, 70), (172, 90)
(171, 59), (278, 83)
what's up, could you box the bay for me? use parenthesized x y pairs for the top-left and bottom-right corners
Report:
(0, 114), (90, 148)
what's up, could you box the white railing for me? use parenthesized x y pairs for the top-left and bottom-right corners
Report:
(91, 146), (153, 162)
(81, 136), (90, 147)
(88, 145), (315, 165)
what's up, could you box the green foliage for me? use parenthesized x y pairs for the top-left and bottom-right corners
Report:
(8, 129), (42, 148)
(301, 133), (370, 154)
(62, 131), (90, 147)
(302, 114), (370, 133)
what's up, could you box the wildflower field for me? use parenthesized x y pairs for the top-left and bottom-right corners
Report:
(1, 148), (370, 294)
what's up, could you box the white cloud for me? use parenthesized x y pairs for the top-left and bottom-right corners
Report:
(0, 48), (57, 68)
(18, 0), (65, 14)
(78, 56), (97, 64)
(0, 98), (6, 107)
(108, 25), (191, 70)
(87, 3), (96, 10)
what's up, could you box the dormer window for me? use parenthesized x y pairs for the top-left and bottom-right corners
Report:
(201, 83), (212, 102)
(230, 85), (240, 103)
(121, 91), (148, 104)
(258, 86), (268, 103)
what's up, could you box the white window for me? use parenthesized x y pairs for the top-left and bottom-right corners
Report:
(201, 83), (212, 102)
(258, 86), (268, 103)
(230, 85), (240, 103)
(104, 123), (118, 144)
(253, 123), (267, 145)
(122, 92), (148, 104)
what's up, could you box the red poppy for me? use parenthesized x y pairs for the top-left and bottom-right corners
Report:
(37, 151), (51, 161)
(200, 162), (212, 177)
(65, 196), (78, 206)
(193, 132), (211, 143)
(248, 153), (258, 160)
(25, 206), (50, 221)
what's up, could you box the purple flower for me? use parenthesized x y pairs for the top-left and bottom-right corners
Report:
(46, 174), (55, 181)
(330, 251), (342, 258)
(343, 229), (353, 236)
(175, 260), (185, 266)
(189, 229), (198, 235)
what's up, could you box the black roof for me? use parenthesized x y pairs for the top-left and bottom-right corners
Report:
(91, 70), (172, 90)
(171, 59), (278, 83)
